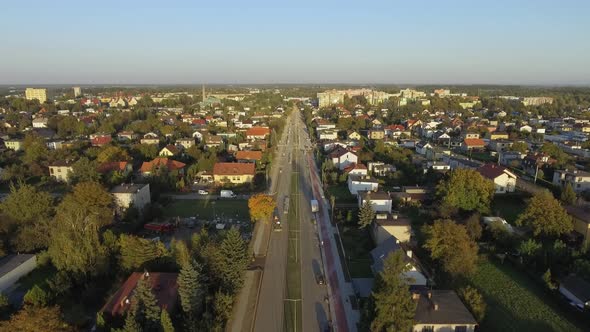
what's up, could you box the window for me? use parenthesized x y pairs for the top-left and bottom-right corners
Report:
(421, 327), (434, 332)
(455, 326), (467, 332)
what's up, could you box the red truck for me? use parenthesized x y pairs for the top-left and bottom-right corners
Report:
(144, 222), (175, 233)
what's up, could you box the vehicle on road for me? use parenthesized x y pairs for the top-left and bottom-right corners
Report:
(311, 199), (319, 212)
(273, 215), (282, 231)
(198, 189), (209, 195)
(220, 190), (237, 198)
(316, 274), (325, 285)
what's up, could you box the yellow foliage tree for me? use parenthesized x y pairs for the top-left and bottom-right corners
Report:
(248, 194), (276, 222)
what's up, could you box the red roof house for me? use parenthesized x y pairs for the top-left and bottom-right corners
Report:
(140, 158), (186, 175)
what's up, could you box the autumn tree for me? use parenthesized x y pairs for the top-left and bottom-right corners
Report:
(119, 234), (169, 271)
(436, 169), (495, 214)
(458, 286), (486, 322)
(516, 191), (573, 238)
(97, 145), (130, 163)
(423, 219), (478, 278)
(465, 213), (482, 241)
(248, 194), (276, 222)
(358, 200), (375, 229)
(560, 183), (577, 205)
(508, 141), (529, 153)
(370, 251), (416, 332)
(0, 305), (75, 332)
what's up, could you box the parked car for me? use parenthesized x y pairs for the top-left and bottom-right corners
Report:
(198, 189), (209, 195)
(316, 274), (325, 285)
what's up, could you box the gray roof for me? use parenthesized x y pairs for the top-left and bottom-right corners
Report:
(358, 190), (391, 201)
(0, 254), (36, 278)
(370, 237), (402, 274)
(349, 175), (378, 184)
(560, 275), (590, 301)
(414, 290), (477, 325)
(111, 183), (149, 194)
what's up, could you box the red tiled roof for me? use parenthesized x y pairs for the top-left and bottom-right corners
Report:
(91, 136), (112, 146)
(246, 127), (270, 137)
(386, 124), (405, 131)
(101, 272), (178, 316)
(463, 138), (485, 147)
(343, 162), (367, 173)
(213, 162), (256, 176)
(235, 150), (263, 161)
(141, 158), (186, 173)
(97, 161), (129, 174)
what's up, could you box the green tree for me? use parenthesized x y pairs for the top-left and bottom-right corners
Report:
(560, 183), (577, 205)
(423, 219), (478, 278)
(216, 228), (249, 292)
(465, 213), (482, 241)
(71, 157), (101, 184)
(22, 133), (48, 164)
(97, 145), (130, 163)
(508, 141), (528, 153)
(171, 239), (191, 268)
(518, 238), (542, 263)
(213, 290), (234, 327)
(160, 309), (175, 332)
(370, 251), (416, 332)
(543, 269), (557, 290)
(436, 169), (495, 214)
(119, 234), (169, 271)
(130, 278), (161, 331)
(178, 261), (203, 318)
(458, 286), (486, 322)
(358, 200), (375, 229)
(23, 285), (50, 307)
(0, 293), (10, 314)
(0, 305), (75, 332)
(516, 191), (573, 238)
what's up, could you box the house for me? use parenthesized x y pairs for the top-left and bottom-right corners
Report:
(171, 138), (191, 149)
(412, 290), (478, 332)
(488, 139), (514, 152)
(315, 119), (336, 131)
(552, 169), (590, 193)
(213, 162), (256, 184)
(4, 139), (23, 151)
(159, 145), (181, 157)
(415, 141), (433, 155)
(111, 183), (151, 214)
(318, 130), (338, 140)
(205, 135), (224, 149)
(140, 133), (160, 145)
(425, 161), (451, 173)
(235, 150), (263, 163)
(246, 127), (270, 140)
(32, 117), (48, 128)
(462, 132), (480, 139)
(367, 161), (396, 177)
(558, 275), (590, 311)
(192, 130), (204, 142)
(358, 190), (392, 213)
(101, 272), (178, 317)
(140, 158), (186, 176)
(368, 128), (385, 140)
(97, 161), (133, 176)
(348, 175), (379, 195)
(370, 237), (426, 286)
(391, 186), (431, 204)
(565, 206), (590, 246)
(329, 147), (358, 170)
(462, 138), (486, 151)
(0, 254), (37, 292)
(91, 135), (113, 147)
(372, 212), (412, 244)
(347, 130), (362, 140)
(490, 132), (509, 140)
(477, 164), (517, 193)
(117, 131), (138, 141)
(343, 163), (368, 176)
(48, 160), (74, 182)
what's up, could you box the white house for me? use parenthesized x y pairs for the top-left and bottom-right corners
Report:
(0, 254), (37, 292)
(477, 164), (517, 193)
(110, 183), (151, 215)
(552, 169), (590, 193)
(192, 131), (204, 142)
(344, 163), (368, 176)
(318, 130), (338, 140)
(32, 117), (48, 128)
(348, 175), (379, 195)
(358, 190), (392, 213)
(370, 237), (427, 286)
(329, 147), (358, 170)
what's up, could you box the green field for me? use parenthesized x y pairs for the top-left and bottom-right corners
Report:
(284, 172), (302, 332)
(337, 224), (374, 278)
(470, 258), (583, 332)
(326, 183), (356, 203)
(491, 195), (528, 224)
(163, 199), (249, 220)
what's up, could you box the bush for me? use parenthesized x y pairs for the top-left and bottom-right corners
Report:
(23, 285), (50, 306)
(458, 286), (486, 322)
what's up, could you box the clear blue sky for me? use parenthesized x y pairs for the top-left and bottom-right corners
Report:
(2, 0), (589, 85)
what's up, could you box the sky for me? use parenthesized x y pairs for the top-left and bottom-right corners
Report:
(1, 0), (589, 85)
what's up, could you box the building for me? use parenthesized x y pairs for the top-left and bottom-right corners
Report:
(318, 130), (338, 140)
(177, 138), (195, 149)
(348, 175), (379, 195)
(565, 206), (590, 246)
(412, 290), (478, 332)
(522, 96), (554, 106)
(213, 162), (256, 184)
(111, 183), (151, 214)
(4, 139), (24, 151)
(462, 138), (486, 152)
(25, 88), (47, 103)
(73, 86), (82, 98)
(246, 127), (270, 140)
(558, 275), (590, 311)
(0, 254), (37, 292)
(32, 117), (48, 128)
(235, 150), (263, 163)
(97, 161), (133, 176)
(48, 160), (74, 182)
(140, 158), (186, 176)
(101, 272), (178, 317)
(372, 212), (412, 244)
(477, 164), (517, 193)
(159, 145), (181, 157)
(329, 147), (358, 170)
(343, 163), (368, 176)
(370, 237), (426, 286)
(552, 169), (590, 193)
(358, 190), (392, 213)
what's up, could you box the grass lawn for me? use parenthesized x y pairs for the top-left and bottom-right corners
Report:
(163, 199), (249, 220)
(326, 183), (356, 203)
(337, 224), (374, 278)
(491, 195), (528, 224)
(470, 258), (584, 332)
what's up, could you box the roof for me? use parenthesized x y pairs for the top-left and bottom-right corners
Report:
(49, 160), (74, 167)
(140, 158), (186, 173)
(91, 136), (112, 145)
(343, 163), (367, 173)
(370, 237), (402, 273)
(358, 190), (391, 201)
(110, 183), (149, 194)
(97, 161), (130, 174)
(560, 275), (590, 301)
(246, 127), (270, 137)
(0, 254), (36, 278)
(413, 290), (477, 326)
(235, 150), (263, 161)
(463, 138), (485, 146)
(101, 272), (178, 316)
(477, 163), (516, 180)
(349, 175), (379, 184)
(213, 162), (256, 176)
(161, 144), (180, 154)
(374, 213), (411, 227)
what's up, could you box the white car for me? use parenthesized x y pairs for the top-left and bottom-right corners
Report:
(198, 190), (209, 195)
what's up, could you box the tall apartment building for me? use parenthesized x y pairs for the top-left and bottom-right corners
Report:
(73, 86), (82, 98)
(317, 89), (397, 108)
(25, 88), (47, 103)
(522, 97), (554, 106)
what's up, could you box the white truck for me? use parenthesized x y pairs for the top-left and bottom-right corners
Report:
(311, 199), (319, 213)
(220, 190), (237, 198)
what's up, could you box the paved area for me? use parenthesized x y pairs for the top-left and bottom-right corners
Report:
(352, 278), (375, 298)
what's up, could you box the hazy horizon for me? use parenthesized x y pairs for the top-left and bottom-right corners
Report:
(2, 0), (589, 85)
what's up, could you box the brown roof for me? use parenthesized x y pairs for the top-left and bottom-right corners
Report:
(101, 272), (178, 316)
(477, 163), (515, 180)
(213, 162), (256, 176)
(463, 138), (485, 147)
(97, 161), (130, 174)
(246, 127), (270, 137)
(413, 290), (477, 326)
(140, 158), (186, 173)
(235, 150), (263, 161)
(162, 144), (180, 154)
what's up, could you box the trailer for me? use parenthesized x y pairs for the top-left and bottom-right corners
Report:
(311, 199), (319, 213)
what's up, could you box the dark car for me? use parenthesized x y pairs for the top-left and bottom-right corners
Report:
(316, 274), (325, 285)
